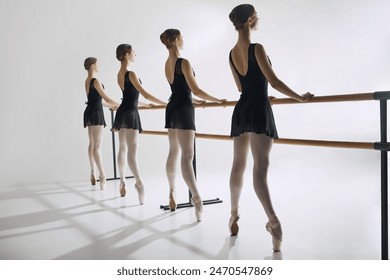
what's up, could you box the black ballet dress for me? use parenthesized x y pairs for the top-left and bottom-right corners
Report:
(165, 58), (195, 130)
(112, 71), (142, 132)
(83, 78), (106, 127)
(229, 43), (278, 138)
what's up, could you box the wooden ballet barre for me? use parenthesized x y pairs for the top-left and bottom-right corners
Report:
(141, 130), (383, 150)
(272, 91), (388, 104)
(137, 91), (390, 110)
(272, 92), (374, 105)
(274, 138), (375, 150)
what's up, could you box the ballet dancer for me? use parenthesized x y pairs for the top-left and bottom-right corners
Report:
(113, 44), (166, 204)
(160, 29), (226, 222)
(228, 4), (313, 251)
(83, 57), (119, 190)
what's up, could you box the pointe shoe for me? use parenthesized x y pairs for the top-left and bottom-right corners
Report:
(169, 190), (176, 211)
(99, 176), (106, 190)
(191, 196), (203, 222)
(266, 218), (283, 252)
(119, 181), (126, 197)
(229, 214), (240, 236)
(134, 183), (145, 205)
(90, 174), (96, 186)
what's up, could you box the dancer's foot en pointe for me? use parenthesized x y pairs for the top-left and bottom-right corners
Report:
(266, 217), (283, 252)
(191, 196), (203, 222)
(134, 183), (145, 205)
(119, 181), (126, 197)
(99, 175), (106, 190)
(169, 190), (176, 211)
(229, 214), (240, 236)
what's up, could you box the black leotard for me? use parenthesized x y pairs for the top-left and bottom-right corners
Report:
(165, 58), (195, 130)
(113, 71), (142, 132)
(83, 78), (106, 127)
(229, 43), (278, 138)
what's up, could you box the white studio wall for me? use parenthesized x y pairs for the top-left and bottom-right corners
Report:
(0, 0), (389, 188)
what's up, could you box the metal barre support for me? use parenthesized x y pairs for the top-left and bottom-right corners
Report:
(374, 142), (390, 151)
(160, 198), (223, 211)
(379, 100), (389, 260)
(374, 91), (390, 100)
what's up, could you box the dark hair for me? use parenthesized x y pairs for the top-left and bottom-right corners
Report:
(116, 44), (132, 61)
(229, 4), (255, 30)
(84, 57), (97, 70)
(160, 29), (181, 49)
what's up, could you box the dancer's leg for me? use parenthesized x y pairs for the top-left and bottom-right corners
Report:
(124, 129), (144, 204)
(177, 129), (202, 221)
(176, 129), (198, 197)
(87, 127), (95, 178)
(125, 129), (142, 185)
(249, 134), (276, 219)
(229, 133), (250, 216)
(117, 130), (128, 184)
(249, 133), (281, 251)
(89, 126), (106, 189)
(166, 129), (179, 192)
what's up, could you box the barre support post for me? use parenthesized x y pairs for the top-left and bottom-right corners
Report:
(374, 91), (390, 100)
(111, 110), (117, 179)
(380, 99), (389, 260)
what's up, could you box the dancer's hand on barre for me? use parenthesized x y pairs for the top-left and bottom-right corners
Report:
(105, 101), (119, 111)
(217, 99), (227, 104)
(192, 98), (206, 105)
(109, 104), (119, 111)
(269, 96), (276, 104)
(299, 92), (314, 102)
(138, 101), (154, 108)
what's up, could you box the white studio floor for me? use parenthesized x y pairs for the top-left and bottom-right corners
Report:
(0, 155), (385, 260)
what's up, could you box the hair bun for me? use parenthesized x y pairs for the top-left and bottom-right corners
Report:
(160, 29), (181, 49)
(84, 57), (97, 70)
(229, 4), (255, 30)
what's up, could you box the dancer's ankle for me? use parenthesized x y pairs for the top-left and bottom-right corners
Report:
(231, 207), (239, 217)
(268, 215), (279, 224)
